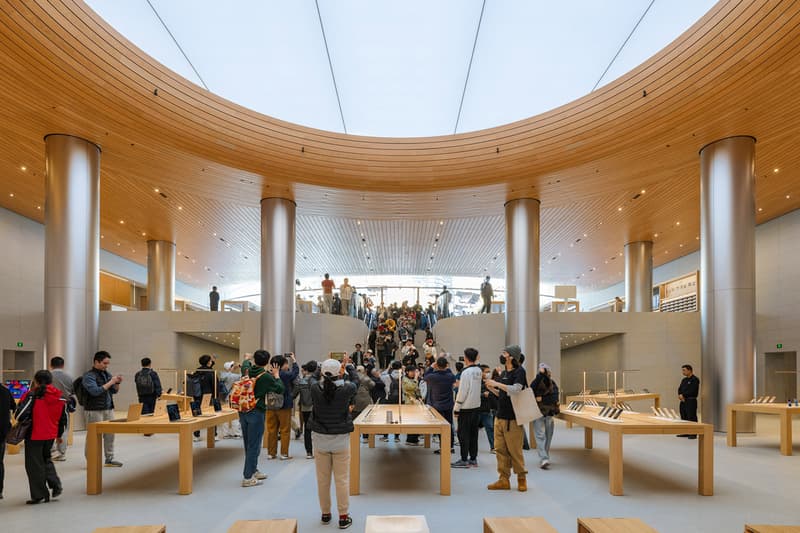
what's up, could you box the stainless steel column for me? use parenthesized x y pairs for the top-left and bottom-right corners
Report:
(504, 198), (540, 368)
(700, 136), (756, 430)
(146, 240), (176, 311)
(44, 134), (100, 380)
(260, 198), (296, 353)
(624, 241), (653, 312)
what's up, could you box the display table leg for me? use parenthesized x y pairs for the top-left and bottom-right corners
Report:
(86, 423), (103, 495)
(368, 434), (375, 448)
(207, 425), (215, 448)
(178, 427), (194, 495)
(654, 396), (661, 410)
(566, 421), (573, 429)
(780, 412), (792, 456)
(440, 427), (451, 495)
(349, 429), (360, 495)
(424, 434), (431, 448)
(584, 427), (593, 449)
(698, 426), (714, 495)
(608, 431), (623, 496)
(727, 407), (737, 447)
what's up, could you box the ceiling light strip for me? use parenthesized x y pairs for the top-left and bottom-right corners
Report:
(145, 0), (210, 91)
(314, 0), (347, 134)
(453, 0), (487, 135)
(591, 0), (656, 92)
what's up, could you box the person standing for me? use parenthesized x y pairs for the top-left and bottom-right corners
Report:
(20, 370), (65, 504)
(82, 351), (123, 467)
(134, 357), (163, 415)
(485, 345), (528, 492)
(480, 276), (494, 313)
(240, 350), (283, 487)
(295, 361), (317, 458)
(353, 366), (374, 443)
(678, 364), (700, 439)
(478, 364), (497, 453)
(48, 356), (73, 461)
(340, 278), (353, 316)
(321, 274), (335, 314)
(192, 354), (217, 442)
(310, 358), (357, 529)
(209, 286), (220, 311)
(613, 296), (624, 312)
(532, 363), (559, 469)
(0, 380), (15, 500)
(219, 361), (242, 438)
(423, 357), (456, 455)
(452, 348), (482, 468)
(438, 286), (452, 318)
(350, 343), (365, 367)
(267, 353), (299, 459)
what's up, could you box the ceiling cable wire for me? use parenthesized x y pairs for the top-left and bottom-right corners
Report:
(454, 0), (487, 135)
(315, 0), (347, 134)
(145, 0), (209, 90)
(592, 0), (656, 92)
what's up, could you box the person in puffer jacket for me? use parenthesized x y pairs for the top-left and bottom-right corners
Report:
(18, 370), (66, 504)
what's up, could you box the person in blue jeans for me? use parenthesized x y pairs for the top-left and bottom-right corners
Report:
(531, 362), (560, 469)
(239, 351), (284, 487)
(478, 364), (497, 452)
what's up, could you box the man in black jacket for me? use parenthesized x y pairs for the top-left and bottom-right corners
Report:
(423, 357), (456, 454)
(678, 364), (700, 439)
(193, 354), (216, 441)
(83, 351), (123, 467)
(0, 381), (15, 499)
(135, 357), (163, 415)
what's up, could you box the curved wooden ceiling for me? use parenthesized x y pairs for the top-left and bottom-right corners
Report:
(0, 0), (799, 290)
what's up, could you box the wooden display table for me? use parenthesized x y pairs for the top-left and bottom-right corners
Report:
(351, 404), (451, 496)
(727, 403), (800, 456)
(558, 406), (713, 496)
(578, 518), (658, 532)
(92, 527), (166, 533)
(483, 516), (559, 533)
(161, 393), (192, 411)
(563, 393), (661, 428)
(227, 519), (298, 533)
(86, 408), (237, 495)
(745, 526), (800, 533)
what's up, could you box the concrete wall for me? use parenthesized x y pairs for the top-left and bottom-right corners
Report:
(432, 313), (505, 361)
(176, 333), (240, 372)
(560, 334), (623, 396)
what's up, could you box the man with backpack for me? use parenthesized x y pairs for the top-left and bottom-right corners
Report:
(134, 357), (162, 415)
(233, 350), (283, 487)
(78, 351), (123, 467)
(191, 354), (216, 442)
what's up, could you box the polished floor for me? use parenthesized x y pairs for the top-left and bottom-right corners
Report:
(2, 415), (798, 533)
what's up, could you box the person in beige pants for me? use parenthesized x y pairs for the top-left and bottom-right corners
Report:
(309, 358), (358, 529)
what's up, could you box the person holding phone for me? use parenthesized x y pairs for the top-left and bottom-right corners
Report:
(267, 352), (299, 460)
(82, 351), (123, 468)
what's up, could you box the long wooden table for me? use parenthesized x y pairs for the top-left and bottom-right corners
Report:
(351, 404), (451, 496)
(87, 408), (238, 495)
(727, 403), (800, 456)
(558, 406), (713, 496)
(563, 393), (661, 428)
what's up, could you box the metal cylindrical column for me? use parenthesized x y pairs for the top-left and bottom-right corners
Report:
(147, 240), (176, 311)
(260, 198), (296, 354)
(700, 136), (756, 430)
(504, 198), (540, 368)
(44, 134), (101, 380)
(624, 241), (653, 312)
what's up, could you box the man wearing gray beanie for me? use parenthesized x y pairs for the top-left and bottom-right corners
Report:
(484, 344), (529, 492)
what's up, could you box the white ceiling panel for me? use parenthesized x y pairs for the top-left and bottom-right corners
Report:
(317, 0), (484, 136)
(595, 0), (720, 88)
(148, 0), (344, 132)
(84, 0), (204, 86)
(456, 0), (650, 133)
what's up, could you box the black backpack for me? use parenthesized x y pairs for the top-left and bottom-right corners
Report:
(72, 376), (89, 407)
(135, 368), (155, 396)
(186, 373), (203, 398)
(387, 375), (400, 403)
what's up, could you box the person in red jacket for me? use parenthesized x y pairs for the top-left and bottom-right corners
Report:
(18, 370), (65, 504)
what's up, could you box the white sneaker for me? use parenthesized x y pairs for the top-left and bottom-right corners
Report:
(540, 459), (550, 469)
(267, 454), (277, 460)
(254, 471), (267, 480)
(51, 453), (66, 462)
(306, 453), (314, 459)
(193, 435), (202, 442)
(241, 477), (263, 487)
(280, 454), (292, 460)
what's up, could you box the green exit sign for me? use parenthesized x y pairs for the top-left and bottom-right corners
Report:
(777, 343), (783, 349)
(16, 341), (23, 347)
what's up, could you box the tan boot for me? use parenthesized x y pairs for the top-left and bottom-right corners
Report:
(517, 474), (528, 492)
(487, 478), (511, 490)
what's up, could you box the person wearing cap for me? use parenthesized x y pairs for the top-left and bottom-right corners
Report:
(219, 361), (242, 438)
(309, 358), (358, 529)
(531, 362), (560, 469)
(484, 344), (529, 492)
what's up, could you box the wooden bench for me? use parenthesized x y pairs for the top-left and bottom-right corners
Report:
(745, 526), (800, 533)
(227, 520), (298, 533)
(484, 517), (559, 533)
(578, 518), (658, 533)
(92, 527), (166, 533)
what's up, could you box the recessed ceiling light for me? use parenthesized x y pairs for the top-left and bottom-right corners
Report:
(8, 193), (14, 198)
(654, 233), (659, 238)
(676, 221), (680, 226)
(101, 235), (104, 239)
(357, 220), (361, 225)
(641, 189), (646, 194)
(154, 188), (160, 193)
(20, 166), (27, 171)
(177, 206), (183, 210)
(439, 220), (444, 225)
(786, 195), (791, 199)
(774, 168), (779, 173)
(141, 232), (146, 236)
(213, 233), (217, 236)
(116, 242), (121, 246)
(679, 244), (684, 247)
(36, 205), (41, 210)
(119, 220), (124, 224)
(617, 207), (622, 211)
(696, 236), (700, 240)
(758, 207), (763, 212)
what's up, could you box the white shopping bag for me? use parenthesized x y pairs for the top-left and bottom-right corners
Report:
(509, 387), (543, 426)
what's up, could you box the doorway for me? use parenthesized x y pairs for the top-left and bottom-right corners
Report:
(764, 351), (797, 402)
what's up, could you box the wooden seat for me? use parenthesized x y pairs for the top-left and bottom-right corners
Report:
(92, 527), (166, 533)
(226, 520), (297, 533)
(578, 518), (658, 533)
(365, 515), (430, 533)
(745, 526), (800, 533)
(483, 516), (559, 533)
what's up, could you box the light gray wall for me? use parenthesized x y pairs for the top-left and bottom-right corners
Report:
(560, 335), (623, 396)
(176, 333), (240, 372)
(432, 313), (505, 361)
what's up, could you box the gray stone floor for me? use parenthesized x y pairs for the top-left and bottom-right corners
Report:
(1, 415), (798, 533)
